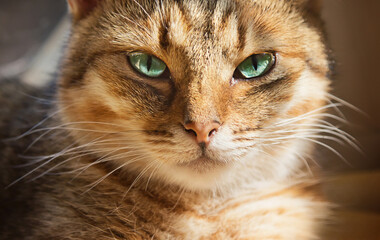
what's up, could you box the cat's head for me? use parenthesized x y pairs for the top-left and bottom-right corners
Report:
(59, 0), (329, 191)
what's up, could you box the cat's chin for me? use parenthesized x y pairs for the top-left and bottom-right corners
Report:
(178, 156), (227, 174)
(142, 155), (233, 192)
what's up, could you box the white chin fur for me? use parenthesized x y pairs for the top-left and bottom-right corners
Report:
(142, 140), (309, 192)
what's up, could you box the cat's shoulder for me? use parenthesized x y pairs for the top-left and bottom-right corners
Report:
(0, 79), (61, 239)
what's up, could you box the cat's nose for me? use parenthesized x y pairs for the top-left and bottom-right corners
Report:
(183, 121), (221, 146)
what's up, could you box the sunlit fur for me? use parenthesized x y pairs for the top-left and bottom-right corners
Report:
(1, 0), (348, 239)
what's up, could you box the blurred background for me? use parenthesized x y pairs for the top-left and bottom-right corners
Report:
(0, 0), (379, 239)
(321, 0), (380, 172)
(0, 0), (67, 80)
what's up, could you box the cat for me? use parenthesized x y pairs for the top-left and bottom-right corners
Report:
(0, 0), (338, 239)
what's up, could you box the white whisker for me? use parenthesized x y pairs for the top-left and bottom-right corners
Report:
(122, 160), (158, 199)
(5, 105), (68, 141)
(82, 155), (148, 194)
(327, 93), (367, 115)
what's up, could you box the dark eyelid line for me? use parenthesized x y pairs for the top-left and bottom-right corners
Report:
(235, 50), (276, 67)
(127, 51), (167, 64)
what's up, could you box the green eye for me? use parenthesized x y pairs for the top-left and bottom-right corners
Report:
(129, 53), (167, 78)
(235, 53), (275, 79)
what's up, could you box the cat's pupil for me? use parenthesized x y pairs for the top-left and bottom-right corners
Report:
(147, 55), (152, 72)
(251, 56), (258, 71)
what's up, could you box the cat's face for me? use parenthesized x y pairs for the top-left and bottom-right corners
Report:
(60, 0), (329, 191)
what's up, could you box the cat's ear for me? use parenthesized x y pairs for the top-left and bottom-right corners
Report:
(67, 0), (100, 21)
(305, 0), (322, 15)
(295, 0), (322, 15)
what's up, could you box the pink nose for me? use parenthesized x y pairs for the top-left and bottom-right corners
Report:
(183, 121), (221, 146)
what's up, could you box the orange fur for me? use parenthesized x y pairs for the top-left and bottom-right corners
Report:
(0, 0), (334, 239)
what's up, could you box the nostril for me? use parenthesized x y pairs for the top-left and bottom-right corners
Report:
(208, 128), (217, 137)
(183, 121), (221, 145)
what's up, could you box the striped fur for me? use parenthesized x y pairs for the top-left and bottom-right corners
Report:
(1, 0), (333, 239)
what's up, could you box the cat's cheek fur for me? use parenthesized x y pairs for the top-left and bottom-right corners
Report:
(59, 66), (328, 192)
